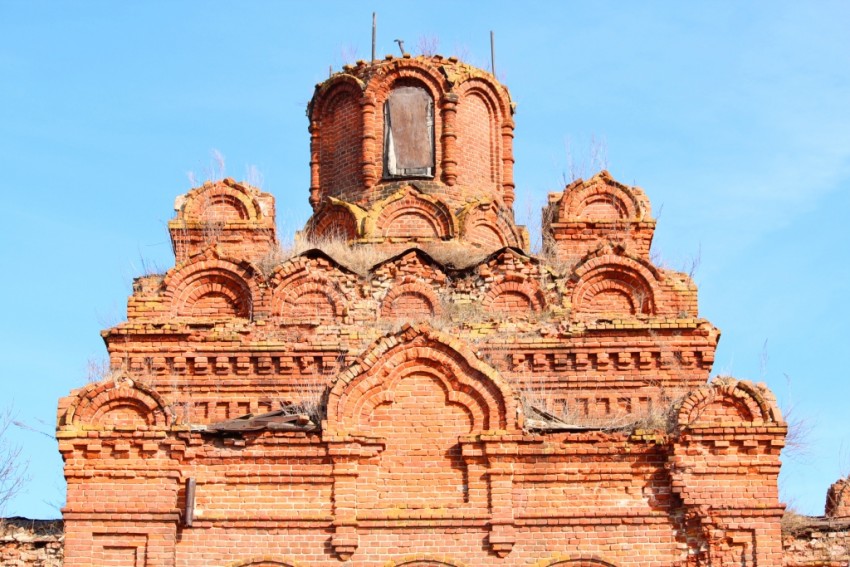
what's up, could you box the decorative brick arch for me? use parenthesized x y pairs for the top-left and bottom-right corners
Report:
(369, 186), (456, 240)
(454, 76), (511, 126)
(385, 555), (469, 567)
(304, 199), (362, 241)
(460, 201), (524, 249)
(453, 79), (511, 194)
(483, 275), (546, 314)
(570, 254), (660, 317)
(168, 179), (277, 264)
(164, 256), (259, 319)
(533, 557), (619, 567)
(326, 324), (518, 435)
(677, 377), (784, 427)
(318, 84), (365, 202)
(308, 74), (368, 207)
(367, 62), (448, 183)
(456, 89), (498, 188)
(270, 253), (349, 322)
(452, 75), (515, 206)
(178, 180), (264, 223)
(464, 217), (506, 248)
(61, 379), (172, 429)
(309, 73), (366, 120)
(226, 557), (302, 567)
(557, 171), (651, 222)
(379, 280), (442, 321)
(366, 60), (450, 108)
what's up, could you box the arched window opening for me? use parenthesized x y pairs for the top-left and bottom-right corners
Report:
(384, 86), (434, 178)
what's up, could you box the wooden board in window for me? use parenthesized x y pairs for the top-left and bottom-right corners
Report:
(384, 86), (434, 177)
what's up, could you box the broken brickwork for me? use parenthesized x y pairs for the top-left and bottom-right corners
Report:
(58, 54), (791, 566)
(783, 515), (850, 566)
(0, 518), (63, 567)
(826, 478), (850, 519)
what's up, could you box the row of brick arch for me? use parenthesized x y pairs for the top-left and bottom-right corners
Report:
(169, 268), (544, 323)
(143, 248), (671, 322)
(306, 186), (525, 249)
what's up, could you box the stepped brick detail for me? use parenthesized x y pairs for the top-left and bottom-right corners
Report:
(59, 54), (790, 566)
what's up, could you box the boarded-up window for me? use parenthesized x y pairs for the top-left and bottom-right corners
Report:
(384, 86), (434, 177)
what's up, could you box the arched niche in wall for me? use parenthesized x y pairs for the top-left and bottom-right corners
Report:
(326, 325), (517, 436)
(556, 171), (651, 223)
(379, 281), (442, 322)
(451, 74), (515, 204)
(304, 200), (361, 242)
(455, 87), (499, 190)
(370, 187), (455, 240)
(319, 85), (364, 196)
(326, 325), (517, 510)
(570, 255), (659, 318)
(270, 254), (350, 323)
(459, 201), (524, 250)
(483, 276), (546, 315)
(178, 181), (264, 224)
(677, 377), (784, 428)
(164, 257), (259, 320)
(61, 379), (172, 430)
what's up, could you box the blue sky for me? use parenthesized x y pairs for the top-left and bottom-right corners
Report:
(1, 1), (848, 518)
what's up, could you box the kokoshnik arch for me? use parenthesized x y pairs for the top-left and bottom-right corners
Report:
(57, 53), (788, 566)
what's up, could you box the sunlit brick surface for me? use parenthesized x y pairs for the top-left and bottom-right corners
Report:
(56, 54), (795, 566)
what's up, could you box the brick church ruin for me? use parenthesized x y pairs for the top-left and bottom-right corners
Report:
(57, 54), (799, 566)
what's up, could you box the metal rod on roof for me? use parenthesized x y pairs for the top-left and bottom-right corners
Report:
(490, 30), (496, 76)
(372, 12), (377, 62)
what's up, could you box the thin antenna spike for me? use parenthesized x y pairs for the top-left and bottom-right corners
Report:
(490, 30), (496, 77)
(372, 12), (377, 62)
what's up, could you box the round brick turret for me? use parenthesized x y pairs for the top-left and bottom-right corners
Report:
(305, 55), (525, 250)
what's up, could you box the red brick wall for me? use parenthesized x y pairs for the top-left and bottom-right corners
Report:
(57, 57), (790, 567)
(318, 88), (363, 204)
(6, 516), (846, 565)
(305, 56), (519, 247)
(456, 91), (496, 191)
